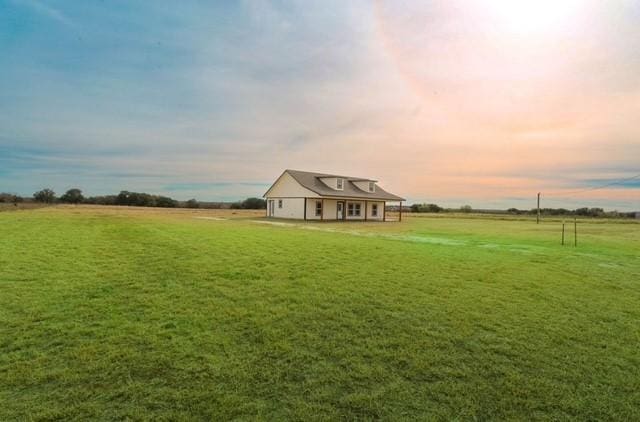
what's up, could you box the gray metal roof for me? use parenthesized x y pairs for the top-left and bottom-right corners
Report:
(271, 169), (405, 201)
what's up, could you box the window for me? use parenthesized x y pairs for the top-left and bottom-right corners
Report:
(371, 203), (378, 217)
(315, 200), (322, 217)
(337, 178), (343, 190)
(278, 199), (283, 208)
(368, 182), (375, 192)
(348, 202), (361, 217)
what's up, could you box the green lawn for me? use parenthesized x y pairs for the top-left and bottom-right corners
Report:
(1, 206), (639, 420)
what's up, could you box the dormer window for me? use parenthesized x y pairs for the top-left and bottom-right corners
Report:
(337, 178), (344, 190)
(368, 182), (375, 192)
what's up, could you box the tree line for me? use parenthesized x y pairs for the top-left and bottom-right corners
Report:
(1, 188), (267, 209)
(3, 190), (635, 217)
(409, 203), (637, 218)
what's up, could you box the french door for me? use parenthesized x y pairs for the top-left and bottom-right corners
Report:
(337, 201), (345, 220)
(268, 200), (275, 216)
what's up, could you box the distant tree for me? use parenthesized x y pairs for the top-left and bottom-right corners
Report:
(185, 198), (200, 208)
(116, 191), (152, 206)
(115, 191), (131, 206)
(60, 188), (84, 204)
(410, 203), (442, 213)
(574, 207), (589, 216)
(85, 195), (117, 205)
(113, 191), (180, 208)
(230, 201), (243, 209)
(0, 193), (22, 205)
(427, 203), (442, 213)
(575, 207), (604, 217)
(33, 188), (56, 203)
(155, 196), (177, 208)
(507, 208), (520, 214)
(460, 205), (472, 213)
(132, 192), (153, 207)
(241, 197), (266, 209)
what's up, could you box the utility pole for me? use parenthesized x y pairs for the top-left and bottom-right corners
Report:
(574, 217), (577, 247)
(537, 192), (541, 224)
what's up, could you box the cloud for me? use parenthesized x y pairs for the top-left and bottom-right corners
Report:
(10, 0), (75, 26)
(0, 1), (638, 209)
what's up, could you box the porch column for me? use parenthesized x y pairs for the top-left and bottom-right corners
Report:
(399, 201), (403, 222)
(304, 198), (307, 220)
(321, 198), (324, 221)
(365, 200), (368, 222)
(383, 202), (386, 222)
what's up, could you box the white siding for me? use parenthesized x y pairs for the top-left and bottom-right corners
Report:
(366, 201), (385, 220)
(269, 198), (305, 219)
(306, 199), (338, 220)
(267, 197), (386, 221)
(324, 200), (337, 220)
(264, 171), (391, 221)
(306, 198), (322, 220)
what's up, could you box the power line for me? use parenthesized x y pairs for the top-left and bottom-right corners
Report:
(543, 172), (640, 198)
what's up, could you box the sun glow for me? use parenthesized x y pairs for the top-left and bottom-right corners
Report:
(483, 0), (585, 34)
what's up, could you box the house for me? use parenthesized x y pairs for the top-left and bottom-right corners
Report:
(263, 169), (405, 221)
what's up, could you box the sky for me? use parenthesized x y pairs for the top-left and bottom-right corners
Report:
(1, 0), (639, 210)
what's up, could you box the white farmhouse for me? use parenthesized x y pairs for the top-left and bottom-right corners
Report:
(263, 170), (405, 221)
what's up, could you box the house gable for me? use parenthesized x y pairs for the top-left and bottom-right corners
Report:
(264, 171), (319, 198)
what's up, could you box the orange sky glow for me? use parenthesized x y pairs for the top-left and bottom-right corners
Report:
(361, 0), (640, 209)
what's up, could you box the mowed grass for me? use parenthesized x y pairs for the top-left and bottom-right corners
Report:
(1, 206), (639, 420)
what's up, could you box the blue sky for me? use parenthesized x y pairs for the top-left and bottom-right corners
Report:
(1, 0), (639, 210)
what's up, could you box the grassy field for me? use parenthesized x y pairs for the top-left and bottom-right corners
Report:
(1, 206), (639, 420)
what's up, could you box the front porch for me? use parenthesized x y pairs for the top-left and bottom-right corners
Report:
(302, 198), (403, 222)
